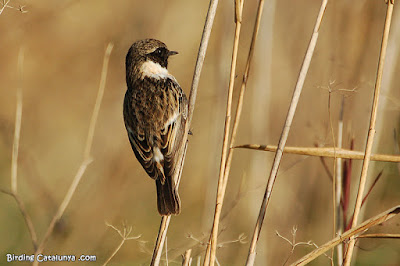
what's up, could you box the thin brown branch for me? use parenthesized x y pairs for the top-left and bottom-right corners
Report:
(182, 249), (192, 266)
(33, 43), (113, 263)
(361, 170), (383, 207)
(342, 139), (354, 228)
(326, 80), (338, 265)
(0, 0), (27, 14)
(336, 97), (344, 264)
(151, 215), (171, 265)
(103, 222), (142, 266)
(0, 0), (11, 15)
(291, 205), (400, 265)
(235, 144), (400, 162)
(0, 189), (38, 250)
(11, 47), (24, 194)
(275, 227), (330, 266)
(204, 0), (245, 264)
(151, 141), (187, 265)
(356, 233), (400, 239)
(319, 156), (333, 181)
(344, 2), (395, 264)
(345, 170), (384, 231)
(2, 47), (38, 250)
(246, 1), (329, 265)
(187, 0), (219, 127)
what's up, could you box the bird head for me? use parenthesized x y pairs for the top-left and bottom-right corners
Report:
(126, 39), (178, 82)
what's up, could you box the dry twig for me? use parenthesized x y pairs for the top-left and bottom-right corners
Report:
(1, 47), (38, 250)
(245, 1), (329, 264)
(182, 249), (192, 266)
(356, 233), (400, 239)
(11, 47), (24, 193)
(291, 205), (400, 265)
(32, 43), (113, 264)
(0, 0), (11, 15)
(203, 0), (245, 264)
(276, 226), (331, 265)
(335, 97), (344, 264)
(343, 2), (395, 264)
(235, 144), (400, 162)
(0, 189), (37, 249)
(0, 0), (27, 14)
(103, 222), (142, 266)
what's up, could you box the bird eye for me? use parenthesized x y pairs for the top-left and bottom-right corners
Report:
(157, 48), (162, 54)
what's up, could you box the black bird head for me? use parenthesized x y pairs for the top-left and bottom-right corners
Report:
(126, 39), (178, 83)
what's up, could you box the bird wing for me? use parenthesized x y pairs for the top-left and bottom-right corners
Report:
(123, 78), (188, 183)
(159, 79), (188, 183)
(125, 119), (161, 180)
(124, 89), (161, 180)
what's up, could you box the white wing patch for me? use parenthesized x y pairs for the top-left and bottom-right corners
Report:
(153, 147), (164, 163)
(140, 60), (171, 80)
(165, 112), (179, 128)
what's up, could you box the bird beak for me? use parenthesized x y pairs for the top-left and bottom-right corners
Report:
(168, 50), (178, 56)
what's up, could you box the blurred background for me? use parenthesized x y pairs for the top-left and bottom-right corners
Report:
(1, 0), (400, 265)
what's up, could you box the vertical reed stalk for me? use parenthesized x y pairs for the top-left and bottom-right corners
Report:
(246, 1), (328, 264)
(203, 0), (245, 265)
(343, 1), (394, 264)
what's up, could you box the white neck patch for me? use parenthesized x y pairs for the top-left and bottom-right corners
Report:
(140, 60), (170, 80)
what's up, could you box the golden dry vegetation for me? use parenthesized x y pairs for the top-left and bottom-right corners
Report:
(1, 0), (400, 265)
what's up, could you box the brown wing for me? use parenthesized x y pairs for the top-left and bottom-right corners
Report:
(123, 89), (161, 180)
(123, 78), (187, 183)
(159, 79), (188, 182)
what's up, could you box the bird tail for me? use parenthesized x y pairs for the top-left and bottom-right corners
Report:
(155, 176), (181, 216)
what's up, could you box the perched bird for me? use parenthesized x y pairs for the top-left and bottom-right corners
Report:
(123, 39), (188, 216)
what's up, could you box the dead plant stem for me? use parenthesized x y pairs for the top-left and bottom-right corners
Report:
(235, 144), (400, 162)
(33, 43), (113, 264)
(204, 0), (245, 265)
(246, 1), (328, 264)
(343, 2), (394, 264)
(291, 205), (400, 265)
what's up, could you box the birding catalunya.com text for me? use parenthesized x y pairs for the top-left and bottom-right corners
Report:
(6, 253), (97, 263)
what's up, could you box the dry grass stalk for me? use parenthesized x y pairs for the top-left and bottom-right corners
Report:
(150, 140), (187, 265)
(356, 233), (400, 239)
(0, 47), (38, 250)
(11, 47), (24, 194)
(322, 79), (340, 263)
(245, 1), (329, 264)
(0, 0), (11, 15)
(235, 144), (400, 162)
(203, 0), (245, 264)
(221, 0), (265, 190)
(291, 205), (400, 265)
(0, 0), (26, 13)
(343, 2), (395, 264)
(0, 189), (37, 249)
(103, 222), (141, 266)
(276, 227), (332, 265)
(182, 249), (192, 266)
(335, 99), (344, 264)
(32, 43), (113, 264)
(151, 215), (171, 265)
(205, 0), (266, 263)
(151, 0), (220, 263)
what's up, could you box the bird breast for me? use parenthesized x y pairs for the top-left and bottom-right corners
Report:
(140, 60), (171, 80)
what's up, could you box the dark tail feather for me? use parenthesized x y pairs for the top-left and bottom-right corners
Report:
(155, 176), (181, 216)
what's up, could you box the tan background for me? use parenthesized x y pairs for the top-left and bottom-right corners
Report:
(1, 0), (400, 265)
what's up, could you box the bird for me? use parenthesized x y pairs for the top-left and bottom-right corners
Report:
(123, 39), (188, 216)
